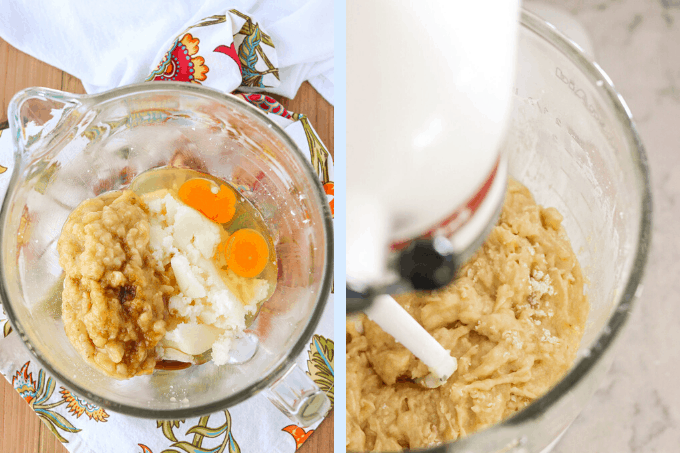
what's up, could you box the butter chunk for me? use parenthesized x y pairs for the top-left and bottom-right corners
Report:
(171, 255), (206, 299)
(143, 191), (267, 365)
(171, 199), (220, 259)
(207, 289), (247, 331)
(168, 295), (202, 320)
(211, 332), (236, 366)
(162, 321), (223, 356)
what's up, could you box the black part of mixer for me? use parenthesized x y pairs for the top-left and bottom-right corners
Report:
(346, 287), (375, 313)
(397, 239), (458, 291)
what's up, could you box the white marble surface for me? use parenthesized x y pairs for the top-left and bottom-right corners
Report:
(528, 1), (680, 452)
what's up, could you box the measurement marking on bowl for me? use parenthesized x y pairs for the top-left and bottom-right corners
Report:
(555, 66), (615, 148)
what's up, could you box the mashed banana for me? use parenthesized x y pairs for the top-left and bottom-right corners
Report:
(58, 190), (175, 379)
(346, 180), (589, 451)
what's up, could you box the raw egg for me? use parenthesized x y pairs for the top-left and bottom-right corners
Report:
(225, 228), (269, 278)
(178, 178), (236, 223)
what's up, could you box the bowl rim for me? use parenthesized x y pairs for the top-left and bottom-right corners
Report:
(423, 9), (652, 452)
(0, 81), (334, 419)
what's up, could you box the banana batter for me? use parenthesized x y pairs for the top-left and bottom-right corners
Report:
(346, 180), (589, 451)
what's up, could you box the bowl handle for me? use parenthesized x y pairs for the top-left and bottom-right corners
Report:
(264, 363), (331, 427)
(7, 87), (84, 159)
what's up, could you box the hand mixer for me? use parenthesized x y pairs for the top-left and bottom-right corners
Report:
(346, 0), (521, 386)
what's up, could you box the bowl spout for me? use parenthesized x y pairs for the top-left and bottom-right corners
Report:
(8, 87), (85, 161)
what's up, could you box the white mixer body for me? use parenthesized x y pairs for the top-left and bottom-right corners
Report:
(347, 0), (521, 287)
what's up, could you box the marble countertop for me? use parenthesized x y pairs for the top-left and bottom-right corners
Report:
(528, 1), (680, 452)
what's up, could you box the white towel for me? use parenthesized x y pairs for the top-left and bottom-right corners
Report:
(0, 0), (334, 103)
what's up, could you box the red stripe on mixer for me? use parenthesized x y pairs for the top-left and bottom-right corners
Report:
(390, 157), (501, 251)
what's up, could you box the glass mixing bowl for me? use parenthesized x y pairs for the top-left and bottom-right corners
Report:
(358, 9), (651, 453)
(1, 82), (333, 423)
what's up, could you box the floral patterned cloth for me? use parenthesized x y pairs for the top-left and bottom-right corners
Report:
(0, 10), (333, 452)
(147, 10), (281, 92)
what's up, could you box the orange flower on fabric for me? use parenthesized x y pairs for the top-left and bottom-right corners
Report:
(323, 182), (334, 216)
(12, 362), (37, 404)
(282, 425), (314, 450)
(60, 388), (110, 422)
(147, 33), (209, 84)
(11, 361), (82, 442)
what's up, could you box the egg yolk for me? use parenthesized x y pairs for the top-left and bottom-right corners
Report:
(225, 229), (269, 278)
(178, 178), (236, 223)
